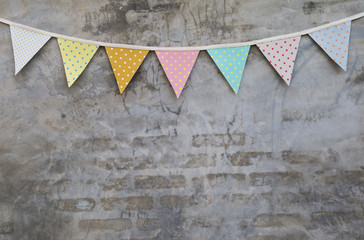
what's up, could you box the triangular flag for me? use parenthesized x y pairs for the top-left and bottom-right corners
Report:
(57, 38), (99, 87)
(207, 46), (250, 93)
(156, 50), (199, 98)
(309, 21), (351, 71)
(105, 47), (148, 94)
(257, 36), (301, 85)
(10, 26), (51, 74)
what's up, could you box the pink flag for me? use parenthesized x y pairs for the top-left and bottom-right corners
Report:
(156, 50), (199, 98)
(257, 36), (301, 85)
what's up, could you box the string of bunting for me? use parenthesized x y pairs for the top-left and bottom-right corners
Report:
(1, 12), (364, 98)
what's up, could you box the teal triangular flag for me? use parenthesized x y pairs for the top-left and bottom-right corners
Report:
(207, 46), (250, 93)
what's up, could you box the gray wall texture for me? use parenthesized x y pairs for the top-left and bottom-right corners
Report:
(0, 0), (364, 239)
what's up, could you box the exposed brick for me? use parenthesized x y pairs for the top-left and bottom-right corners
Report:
(134, 175), (186, 189)
(227, 152), (271, 166)
(281, 108), (334, 122)
(100, 196), (153, 211)
(249, 172), (301, 186)
(99, 177), (128, 191)
(9, 180), (52, 208)
(299, 189), (364, 206)
(95, 157), (131, 170)
(275, 192), (306, 206)
(17, 180), (50, 195)
(133, 135), (171, 147)
(315, 170), (364, 186)
(229, 133), (246, 146)
(133, 156), (155, 170)
(74, 137), (117, 152)
(223, 193), (253, 204)
(0, 222), (14, 234)
(251, 213), (305, 227)
(191, 216), (221, 229)
(192, 134), (222, 148)
(95, 154), (158, 171)
(191, 177), (205, 190)
(206, 173), (246, 187)
(281, 150), (321, 164)
(344, 170), (364, 186)
(192, 133), (245, 148)
(79, 218), (132, 231)
(53, 198), (95, 212)
(257, 191), (308, 207)
(311, 211), (363, 225)
(327, 148), (340, 162)
(247, 232), (309, 240)
(336, 232), (364, 240)
(136, 218), (161, 231)
(120, 238), (156, 240)
(160, 195), (187, 209)
(317, 174), (340, 185)
(159, 194), (208, 209)
(181, 153), (216, 168)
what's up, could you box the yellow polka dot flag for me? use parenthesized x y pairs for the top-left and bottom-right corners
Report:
(105, 47), (149, 94)
(57, 38), (99, 87)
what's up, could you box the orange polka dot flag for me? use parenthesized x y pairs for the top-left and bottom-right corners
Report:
(105, 47), (149, 94)
(57, 38), (99, 87)
(309, 21), (351, 71)
(257, 36), (301, 85)
(10, 26), (51, 74)
(156, 51), (199, 98)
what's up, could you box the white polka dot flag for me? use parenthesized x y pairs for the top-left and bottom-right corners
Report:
(257, 36), (301, 85)
(309, 21), (351, 71)
(156, 51), (199, 98)
(57, 38), (99, 87)
(10, 26), (51, 74)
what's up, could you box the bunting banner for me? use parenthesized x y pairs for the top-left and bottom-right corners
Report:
(309, 21), (351, 71)
(156, 50), (199, 98)
(257, 36), (301, 85)
(1, 12), (363, 98)
(10, 26), (51, 74)
(57, 38), (99, 87)
(207, 46), (250, 93)
(105, 47), (149, 94)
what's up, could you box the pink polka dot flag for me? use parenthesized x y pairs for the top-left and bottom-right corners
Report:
(257, 36), (301, 85)
(156, 50), (199, 98)
(309, 21), (351, 71)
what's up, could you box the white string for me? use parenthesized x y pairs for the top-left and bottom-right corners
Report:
(0, 12), (363, 51)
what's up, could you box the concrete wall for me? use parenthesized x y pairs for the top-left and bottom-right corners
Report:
(0, 0), (363, 239)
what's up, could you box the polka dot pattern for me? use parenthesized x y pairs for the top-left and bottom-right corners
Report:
(10, 26), (51, 74)
(257, 36), (301, 85)
(309, 21), (351, 71)
(156, 50), (199, 98)
(57, 38), (99, 87)
(207, 46), (250, 94)
(105, 47), (149, 94)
